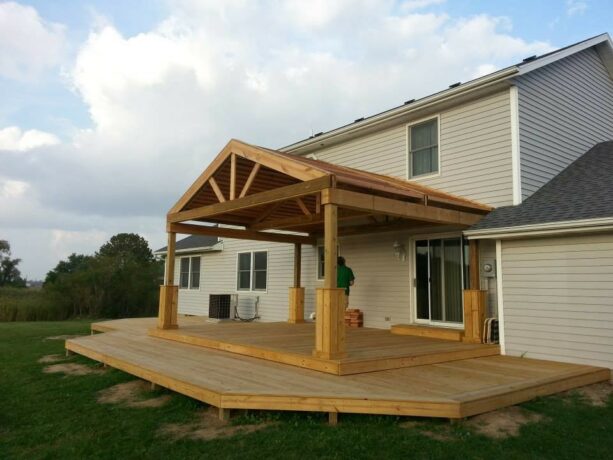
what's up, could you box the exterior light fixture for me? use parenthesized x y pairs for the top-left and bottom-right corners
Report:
(393, 240), (406, 261)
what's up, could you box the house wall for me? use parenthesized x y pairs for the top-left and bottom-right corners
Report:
(312, 90), (514, 208)
(176, 232), (415, 329)
(515, 47), (613, 199)
(499, 232), (613, 370)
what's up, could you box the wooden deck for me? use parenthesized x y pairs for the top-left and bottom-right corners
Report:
(69, 317), (611, 419)
(145, 320), (499, 375)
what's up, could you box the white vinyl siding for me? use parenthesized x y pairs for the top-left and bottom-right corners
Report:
(500, 233), (613, 370)
(312, 90), (513, 207)
(514, 47), (613, 199)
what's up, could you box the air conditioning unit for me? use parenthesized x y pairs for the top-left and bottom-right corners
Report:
(209, 294), (232, 319)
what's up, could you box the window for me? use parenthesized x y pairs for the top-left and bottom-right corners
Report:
(179, 256), (201, 289)
(317, 246), (325, 280)
(409, 118), (438, 177)
(237, 251), (268, 291)
(317, 245), (340, 280)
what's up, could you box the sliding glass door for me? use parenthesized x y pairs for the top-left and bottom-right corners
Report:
(415, 237), (468, 325)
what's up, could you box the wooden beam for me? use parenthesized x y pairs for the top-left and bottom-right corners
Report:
(168, 222), (316, 246)
(239, 163), (261, 198)
(165, 232), (176, 285)
(252, 202), (283, 225)
(324, 204), (338, 289)
(469, 240), (480, 290)
(322, 188), (484, 226)
(293, 243), (301, 287)
(229, 153), (236, 200)
(295, 198), (311, 216)
(209, 177), (226, 203)
(168, 176), (332, 223)
(251, 213), (324, 231)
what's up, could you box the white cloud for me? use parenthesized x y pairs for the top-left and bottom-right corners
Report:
(0, 178), (29, 198)
(0, 126), (61, 151)
(400, 0), (446, 12)
(0, 2), (66, 80)
(50, 229), (108, 261)
(0, 1), (555, 278)
(566, 0), (587, 16)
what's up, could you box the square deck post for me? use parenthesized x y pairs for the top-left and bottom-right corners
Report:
(463, 240), (486, 343)
(313, 203), (346, 359)
(158, 232), (179, 330)
(288, 243), (305, 323)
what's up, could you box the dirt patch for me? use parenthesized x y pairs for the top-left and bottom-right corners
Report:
(159, 407), (272, 441)
(565, 382), (613, 407)
(44, 334), (84, 341)
(38, 354), (67, 364)
(400, 421), (454, 441)
(465, 406), (546, 439)
(43, 363), (105, 376)
(97, 381), (171, 408)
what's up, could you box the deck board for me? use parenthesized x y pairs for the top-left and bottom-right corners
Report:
(144, 319), (500, 375)
(69, 318), (610, 419)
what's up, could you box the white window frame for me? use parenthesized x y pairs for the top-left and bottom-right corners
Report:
(179, 256), (201, 290)
(236, 250), (268, 292)
(406, 115), (441, 180)
(316, 245), (341, 281)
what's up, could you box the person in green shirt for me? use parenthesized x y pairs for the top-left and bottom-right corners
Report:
(337, 256), (355, 307)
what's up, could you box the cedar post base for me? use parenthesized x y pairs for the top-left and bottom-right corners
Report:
(288, 287), (305, 323)
(157, 285), (179, 330)
(313, 288), (347, 359)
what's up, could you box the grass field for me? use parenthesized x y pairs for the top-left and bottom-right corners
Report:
(1, 321), (612, 459)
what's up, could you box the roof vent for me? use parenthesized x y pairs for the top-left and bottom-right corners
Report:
(523, 55), (537, 62)
(448, 82), (461, 88)
(404, 99), (415, 105)
(354, 117), (364, 123)
(313, 132), (324, 137)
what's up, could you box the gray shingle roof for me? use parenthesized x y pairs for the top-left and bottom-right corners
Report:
(155, 235), (219, 253)
(469, 141), (613, 232)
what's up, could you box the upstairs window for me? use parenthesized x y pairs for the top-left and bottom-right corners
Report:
(237, 251), (268, 291)
(179, 256), (201, 289)
(409, 118), (439, 178)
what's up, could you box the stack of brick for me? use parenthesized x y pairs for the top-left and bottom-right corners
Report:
(344, 309), (363, 328)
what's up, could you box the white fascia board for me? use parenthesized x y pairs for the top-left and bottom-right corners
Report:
(464, 217), (613, 240)
(153, 241), (224, 256)
(517, 34), (611, 75)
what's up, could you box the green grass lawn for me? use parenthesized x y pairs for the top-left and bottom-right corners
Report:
(1, 321), (612, 460)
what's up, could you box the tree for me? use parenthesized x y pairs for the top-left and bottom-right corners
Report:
(97, 233), (154, 264)
(0, 240), (26, 287)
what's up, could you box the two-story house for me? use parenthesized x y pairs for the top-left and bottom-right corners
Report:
(156, 33), (613, 371)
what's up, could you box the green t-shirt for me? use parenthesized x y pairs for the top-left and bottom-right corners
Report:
(337, 265), (355, 295)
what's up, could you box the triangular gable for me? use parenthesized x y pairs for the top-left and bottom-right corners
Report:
(169, 139), (329, 214)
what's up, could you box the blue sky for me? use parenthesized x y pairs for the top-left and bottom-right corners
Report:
(0, 0), (611, 278)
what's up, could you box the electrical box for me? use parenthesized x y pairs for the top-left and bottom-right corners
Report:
(481, 258), (496, 278)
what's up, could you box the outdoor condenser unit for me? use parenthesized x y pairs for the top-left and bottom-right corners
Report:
(209, 294), (232, 319)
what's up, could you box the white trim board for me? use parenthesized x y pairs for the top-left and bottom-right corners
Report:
(465, 217), (613, 240)
(509, 86), (522, 205)
(495, 240), (506, 355)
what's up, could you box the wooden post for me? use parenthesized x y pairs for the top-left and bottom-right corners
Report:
(230, 153), (236, 200)
(469, 240), (480, 290)
(288, 243), (305, 323)
(463, 290), (487, 343)
(313, 204), (346, 359)
(158, 232), (179, 330)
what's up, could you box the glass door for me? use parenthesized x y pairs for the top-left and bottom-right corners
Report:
(415, 237), (467, 325)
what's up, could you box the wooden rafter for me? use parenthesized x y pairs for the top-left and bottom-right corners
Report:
(167, 176), (332, 224)
(209, 177), (226, 203)
(229, 153), (236, 200)
(168, 222), (315, 246)
(295, 198), (311, 216)
(239, 163), (260, 198)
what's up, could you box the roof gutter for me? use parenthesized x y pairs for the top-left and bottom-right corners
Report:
(154, 241), (224, 256)
(464, 217), (613, 240)
(281, 67), (519, 154)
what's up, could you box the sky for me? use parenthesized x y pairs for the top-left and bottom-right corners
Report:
(0, 0), (611, 280)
